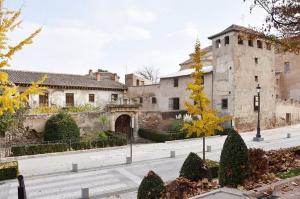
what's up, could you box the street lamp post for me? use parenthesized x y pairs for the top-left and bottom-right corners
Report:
(253, 84), (264, 141)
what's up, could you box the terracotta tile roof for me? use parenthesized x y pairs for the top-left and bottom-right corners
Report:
(208, 24), (257, 39)
(0, 69), (126, 90)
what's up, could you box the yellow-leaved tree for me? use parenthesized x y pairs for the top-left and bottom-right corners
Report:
(0, 0), (46, 115)
(183, 41), (229, 160)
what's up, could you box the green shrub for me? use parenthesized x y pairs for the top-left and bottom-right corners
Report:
(0, 161), (18, 181)
(204, 159), (220, 179)
(277, 167), (300, 179)
(138, 128), (187, 142)
(137, 170), (165, 199)
(180, 152), (209, 181)
(11, 143), (69, 156)
(98, 131), (108, 141)
(44, 112), (80, 142)
(219, 130), (249, 187)
(71, 141), (91, 151)
(215, 128), (237, 136)
(290, 146), (300, 156)
(170, 120), (184, 133)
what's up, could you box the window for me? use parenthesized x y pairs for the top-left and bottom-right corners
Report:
(169, 98), (180, 110)
(111, 94), (118, 101)
(221, 99), (228, 109)
(152, 97), (157, 104)
(255, 76), (258, 82)
(248, 39), (253, 47)
(89, 94), (95, 102)
(224, 36), (230, 46)
(284, 62), (291, 73)
(215, 39), (221, 48)
(66, 93), (74, 107)
(266, 42), (272, 50)
(141, 81), (145, 85)
(238, 36), (243, 45)
(254, 57), (259, 64)
(136, 80), (140, 86)
(174, 78), (179, 87)
(139, 97), (143, 104)
(39, 93), (49, 106)
(254, 95), (259, 111)
(257, 40), (263, 49)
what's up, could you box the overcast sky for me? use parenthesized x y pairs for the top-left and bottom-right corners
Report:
(5, 0), (266, 82)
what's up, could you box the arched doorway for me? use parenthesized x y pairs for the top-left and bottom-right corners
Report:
(115, 114), (131, 136)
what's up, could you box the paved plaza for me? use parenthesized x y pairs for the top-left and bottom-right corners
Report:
(0, 124), (300, 199)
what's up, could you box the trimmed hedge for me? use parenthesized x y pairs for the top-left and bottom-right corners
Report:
(44, 112), (80, 142)
(11, 143), (69, 156)
(138, 170), (165, 199)
(138, 128), (186, 142)
(219, 130), (249, 187)
(0, 161), (18, 181)
(215, 128), (237, 136)
(180, 152), (209, 181)
(11, 132), (128, 156)
(204, 159), (220, 179)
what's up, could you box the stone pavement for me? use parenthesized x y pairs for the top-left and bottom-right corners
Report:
(0, 124), (299, 199)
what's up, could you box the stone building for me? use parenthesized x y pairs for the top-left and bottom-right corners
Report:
(2, 69), (126, 108)
(1, 69), (140, 136)
(126, 24), (300, 132)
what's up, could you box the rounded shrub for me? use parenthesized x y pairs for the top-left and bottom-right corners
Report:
(179, 152), (209, 181)
(44, 112), (80, 142)
(137, 170), (165, 199)
(219, 130), (249, 187)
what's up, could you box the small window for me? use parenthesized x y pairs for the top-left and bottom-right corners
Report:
(221, 99), (228, 109)
(169, 98), (180, 110)
(257, 40), (263, 49)
(141, 81), (145, 85)
(139, 97), (143, 104)
(136, 80), (140, 86)
(266, 42), (272, 50)
(284, 62), (291, 73)
(39, 93), (49, 106)
(111, 94), (118, 101)
(248, 39), (253, 47)
(174, 78), (178, 87)
(254, 57), (259, 64)
(89, 94), (95, 102)
(254, 95), (259, 111)
(224, 36), (230, 46)
(66, 93), (74, 107)
(152, 97), (157, 104)
(255, 76), (258, 82)
(216, 39), (221, 48)
(238, 36), (243, 45)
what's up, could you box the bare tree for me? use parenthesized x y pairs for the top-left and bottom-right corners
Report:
(136, 66), (160, 84)
(245, 0), (300, 52)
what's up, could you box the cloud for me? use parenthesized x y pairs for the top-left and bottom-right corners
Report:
(127, 7), (157, 23)
(116, 26), (151, 41)
(167, 23), (200, 39)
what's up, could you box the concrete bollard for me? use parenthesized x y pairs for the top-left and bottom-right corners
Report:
(72, 163), (78, 172)
(287, 133), (291, 138)
(81, 188), (89, 199)
(170, 150), (175, 158)
(126, 156), (132, 164)
(207, 145), (212, 152)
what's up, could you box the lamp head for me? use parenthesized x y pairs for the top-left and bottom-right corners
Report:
(256, 84), (261, 93)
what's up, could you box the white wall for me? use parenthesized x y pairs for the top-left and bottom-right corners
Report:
(28, 87), (124, 108)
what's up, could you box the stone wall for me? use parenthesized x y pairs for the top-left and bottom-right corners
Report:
(275, 99), (300, 126)
(24, 112), (105, 134)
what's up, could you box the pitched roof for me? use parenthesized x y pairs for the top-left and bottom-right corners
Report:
(160, 66), (213, 79)
(0, 69), (126, 90)
(208, 24), (257, 39)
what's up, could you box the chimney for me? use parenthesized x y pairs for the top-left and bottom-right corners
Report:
(96, 72), (101, 81)
(88, 69), (93, 76)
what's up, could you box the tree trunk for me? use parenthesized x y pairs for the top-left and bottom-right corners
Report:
(203, 136), (205, 161)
